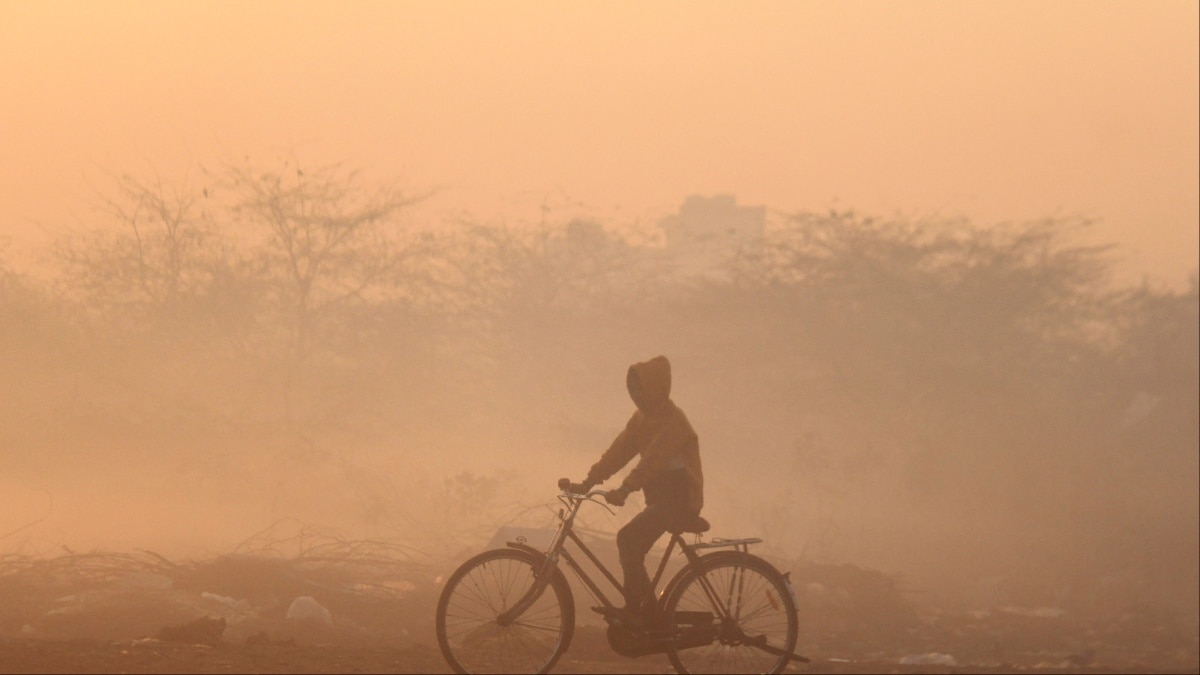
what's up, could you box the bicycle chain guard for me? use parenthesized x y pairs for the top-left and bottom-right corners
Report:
(606, 622), (653, 658)
(605, 620), (719, 658)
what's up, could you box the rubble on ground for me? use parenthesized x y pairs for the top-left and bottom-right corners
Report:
(1, 533), (1195, 672)
(774, 557), (1198, 671)
(0, 522), (438, 647)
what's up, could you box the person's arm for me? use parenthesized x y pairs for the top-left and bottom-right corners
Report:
(619, 413), (695, 493)
(585, 412), (641, 486)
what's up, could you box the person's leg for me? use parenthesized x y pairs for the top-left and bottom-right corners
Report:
(616, 504), (674, 622)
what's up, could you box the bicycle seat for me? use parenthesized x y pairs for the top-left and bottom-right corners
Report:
(669, 514), (711, 535)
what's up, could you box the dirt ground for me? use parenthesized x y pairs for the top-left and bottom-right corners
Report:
(3, 609), (1198, 675)
(1, 636), (1197, 675)
(1, 543), (1196, 675)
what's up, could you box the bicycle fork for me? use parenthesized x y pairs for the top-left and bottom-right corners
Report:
(497, 504), (576, 626)
(494, 541), (563, 626)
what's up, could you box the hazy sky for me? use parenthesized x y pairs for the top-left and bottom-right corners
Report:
(2, 0), (1197, 284)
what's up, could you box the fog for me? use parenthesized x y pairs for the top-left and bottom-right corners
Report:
(0, 3), (1197, 665)
(2, 167), (1197, 628)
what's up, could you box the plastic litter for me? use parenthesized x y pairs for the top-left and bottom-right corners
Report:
(200, 592), (238, 608)
(899, 652), (958, 666)
(286, 596), (332, 625)
(997, 605), (1067, 618)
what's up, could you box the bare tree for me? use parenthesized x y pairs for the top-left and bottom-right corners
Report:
(55, 173), (223, 320)
(212, 160), (433, 438)
(224, 160), (429, 366)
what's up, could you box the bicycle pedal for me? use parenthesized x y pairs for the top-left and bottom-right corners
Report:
(745, 633), (768, 647)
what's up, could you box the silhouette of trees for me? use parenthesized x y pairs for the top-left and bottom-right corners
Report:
(38, 162), (435, 443)
(28, 170), (1195, 486)
(223, 161), (429, 367)
(438, 216), (657, 402)
(7, 164), (1195, 618)
(211, 161), (433, 435)
(54, 174), (232, 326)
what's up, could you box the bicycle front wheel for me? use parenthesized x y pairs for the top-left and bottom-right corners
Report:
(663, 554), (798, 674)
(435, 548), (574, 674)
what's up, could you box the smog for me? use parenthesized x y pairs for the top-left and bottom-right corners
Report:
(1, 3), (1196, 673)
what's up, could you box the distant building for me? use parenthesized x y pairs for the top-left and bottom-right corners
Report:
(658, 194), (765, 280)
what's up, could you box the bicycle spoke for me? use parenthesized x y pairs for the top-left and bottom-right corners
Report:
(665, 556), (798, 675)
(436, 550), (571, 674)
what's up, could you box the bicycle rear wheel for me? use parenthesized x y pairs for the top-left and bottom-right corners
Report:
(435, 548), (574, 674)
(663, 554), (798, 674)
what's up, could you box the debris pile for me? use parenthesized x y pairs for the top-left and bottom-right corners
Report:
(0, 522), (440, 647)
(772, 557), (1198, 671)
(905, 603), (1200, 671)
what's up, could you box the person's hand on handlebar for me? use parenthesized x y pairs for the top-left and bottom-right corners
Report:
(559, 478), (596, 495)
(604, 486), (630, 507)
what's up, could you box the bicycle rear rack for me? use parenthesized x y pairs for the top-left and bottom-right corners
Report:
(691, 537), (762, 551)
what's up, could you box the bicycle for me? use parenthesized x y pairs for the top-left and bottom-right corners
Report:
(435, 478), (808, 674)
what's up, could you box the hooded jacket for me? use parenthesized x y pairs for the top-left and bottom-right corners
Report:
(586, 355), (703, 513)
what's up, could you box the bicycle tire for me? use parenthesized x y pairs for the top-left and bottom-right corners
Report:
(663, 553), (798, 674)
(435, 548), (575, 674)
(656, 549), (745, 611)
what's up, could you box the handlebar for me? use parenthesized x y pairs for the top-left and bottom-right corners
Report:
(557, 477), (610, 500)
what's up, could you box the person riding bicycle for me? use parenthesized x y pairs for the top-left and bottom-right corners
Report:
(567, 355), (704, 631)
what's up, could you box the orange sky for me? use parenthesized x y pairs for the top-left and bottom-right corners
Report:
(2, 0), (1197, 285)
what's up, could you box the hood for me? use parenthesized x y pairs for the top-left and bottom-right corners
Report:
(627, 355), (672, 412)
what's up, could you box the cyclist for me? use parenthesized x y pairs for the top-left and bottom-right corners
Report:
(567, 355), (704, 631)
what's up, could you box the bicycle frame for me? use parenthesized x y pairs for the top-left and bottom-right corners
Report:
(499, 487), (762, 628)
(456, 484), (811, 672)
